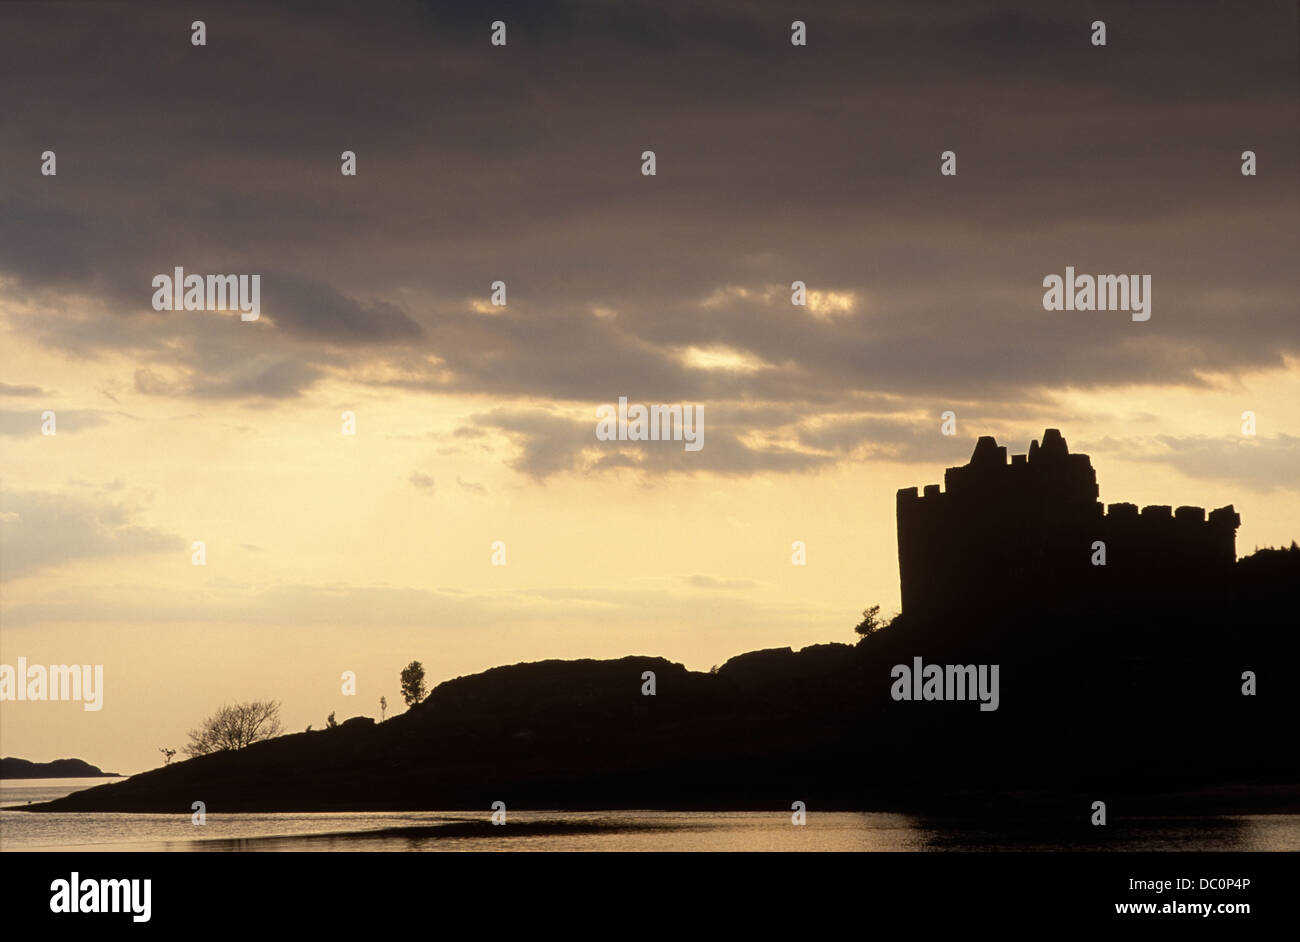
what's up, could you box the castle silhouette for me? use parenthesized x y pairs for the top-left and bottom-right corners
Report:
(896, 429), (1241, 619)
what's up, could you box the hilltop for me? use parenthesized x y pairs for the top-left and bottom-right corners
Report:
(26, 546), (1300, 815)
(1, 757), (118, 779)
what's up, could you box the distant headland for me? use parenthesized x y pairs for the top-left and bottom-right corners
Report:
(25, 431), (1300, 816)
(1, 757), (119, 779)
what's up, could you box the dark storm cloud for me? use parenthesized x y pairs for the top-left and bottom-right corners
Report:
(1, 1), (1295, 440)
(9, 305), (338, 401)
(261, 273), (422, 344)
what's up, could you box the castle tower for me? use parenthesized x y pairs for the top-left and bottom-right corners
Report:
(895, 431), (1239, 620)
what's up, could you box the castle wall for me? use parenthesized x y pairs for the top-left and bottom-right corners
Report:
(896, 430), (1239, 618)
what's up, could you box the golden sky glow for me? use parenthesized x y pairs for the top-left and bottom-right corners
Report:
(4, 318), (1297, 772)
(1, 1), (1296, 774)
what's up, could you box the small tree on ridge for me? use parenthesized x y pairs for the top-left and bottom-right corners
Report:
(400, 661), (427, 708)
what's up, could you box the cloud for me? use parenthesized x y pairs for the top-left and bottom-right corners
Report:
(1126, 434), (1300, 493)
(259, 272), (422, 344)
(679, 574), (761, 591)
(460, 406), (835, 479)
(456, 475), (486, 494)
(0, 491), (186, 576)
(457, 405), (994, 479)
(0, 409), (108, 436)
(0, 382), (48, 397)
(794, 415), (979, 464)
(188, 358), (324, 401)
(0, 579), (830, 631)
(0, 0), (1294, 454)
(409, 471), (435, 493)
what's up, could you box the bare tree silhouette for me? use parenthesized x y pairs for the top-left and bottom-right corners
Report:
(185, 700), (284, 757)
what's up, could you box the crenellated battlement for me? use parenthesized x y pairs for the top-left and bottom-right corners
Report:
(895, 430), (1240, 618)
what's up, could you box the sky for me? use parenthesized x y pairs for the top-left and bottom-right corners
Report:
(1, 0), (1297, 775)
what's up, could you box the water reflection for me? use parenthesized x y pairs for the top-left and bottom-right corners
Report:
(4, 779), (1298, 852)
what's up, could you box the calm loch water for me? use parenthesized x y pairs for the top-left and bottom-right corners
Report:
(3, 778), (1299, 852)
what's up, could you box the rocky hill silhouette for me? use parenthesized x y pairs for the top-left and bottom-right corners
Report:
(1, 757), (118, 779)
(28, 433), (1300, 815)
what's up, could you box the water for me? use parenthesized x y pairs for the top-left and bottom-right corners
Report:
(3, 778), (1299, 851)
